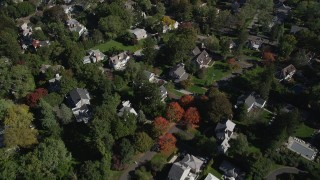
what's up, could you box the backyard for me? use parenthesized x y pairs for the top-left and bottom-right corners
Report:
(93, 40), (144, 53)
(293, 123), (316, 139)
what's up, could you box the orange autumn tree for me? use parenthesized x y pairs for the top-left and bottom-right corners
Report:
(183, 107), (200, 125)
(158, 133), (177, 152)
(166, 102), (185, 122)
(152, 117), (170, 137)
(262, 51), (275, 64)
(180, 95), (194, 107)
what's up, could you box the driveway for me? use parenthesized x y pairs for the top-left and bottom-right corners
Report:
(264, 167), (306, 180)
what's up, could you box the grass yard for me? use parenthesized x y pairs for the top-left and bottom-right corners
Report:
(107, 170), (122, 180)
(187, 85), (207, 95)
(294, 123), (315, 138)
(93, 40), (144, 53)
(247, 145), (261, 154)
(192, 61), (232, 86)
(201, 163), (222, 179)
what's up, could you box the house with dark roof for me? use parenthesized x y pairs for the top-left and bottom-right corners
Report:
(129, 28), (147, 40)
(66, 88), (92, 123)
(83, 49), (106, 64)
(48, 74), (62, 92)
(167, 154), (204, 180)
(191, 46), (213, 69)
(66, 19), (87, 37)
(236, 92), (266, 112)
(287, 137), (318, 161)
(169, 63), (189, 83)
(219, 160), (245, 180)
(280, 64), (296, 81)
(215, 119), (236, 153)
(109, 51), (130, 71)
(160, 85), (167, 101)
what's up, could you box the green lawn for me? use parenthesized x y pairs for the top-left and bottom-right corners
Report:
(108, 170), (123, 180)
(187, 85), (207, 95)
(202, 164), (222, 179)
(294, 124), (315, 138)
(192, 61), (232, 86)
(247, 145), (261, 154)
(93, 40), (144, 53)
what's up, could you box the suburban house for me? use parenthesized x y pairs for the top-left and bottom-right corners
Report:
(109, 51), (130, 71)
(117, 100), (138, 117)
(66, 19), (88, 37)
(169, 63), (189, 83)
(167, 154), (204, 180)
(193, 49), (213, 68)
(279, 64), (296, 81)
(215, 119), (236, 153)
(160, 85), (168, 101)
(48, 74), (62, 92)
(144, 70), (156, 83)
(83, 49), (106, 64)
(129, 28), (147, 40)
(66, 88), (92, 123)
(20, 23), (32, 36)
(61, 5), (73, 15)
(287, 137), (318, 161)
(219, 160), (245, 180)
(163, 21), (179, 33)
(236, 92), (266, 112)
(204, 173), (220, 180)
(32, 39), (51, 49)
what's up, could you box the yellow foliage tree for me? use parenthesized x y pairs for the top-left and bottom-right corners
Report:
(162, 16), (175, 26)
(4, 104), (38, 148)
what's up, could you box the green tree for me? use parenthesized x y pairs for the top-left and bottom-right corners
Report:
(20, 138), (73, 179)
(38, 100), (61, 137)
(134, 166), (152, 180)
(279, 35), (297, 58)
(150, 154), (167, 172)
(142, 37), (157, 65)
(15, 1), (36, 18)
(204, 35), (220, 52)
(4, 105), (38, 148)
(137, 0), (152, 12)
(229, 133), (249, 155)
(119, 138), (135, 164)
(133, 132), (153, 152)
(57, 103), (73, 125)
(79, 160), (109, 180)
(207, 90), (233, 123)
(0, 149), (18, 179)
(112, 114), (137, 140)
(292, 49), (308, 67)
(99, 16), (126, 39)
(42, 5), (68, 23)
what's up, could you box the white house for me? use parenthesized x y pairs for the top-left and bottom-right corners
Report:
(67, 88), (92, 123)
(66, 19), (88, 37)
(163, 21), (179, 33)
(168, 154), (204, 180)
(215, 119), (236, 153)
(83, 49), (106, 64)
(20, 23), (32, 36)
(144, 70), (156, 82)
(236, 92), (266, 112)
(117, 100), (138, 117)
(129, 28), (147, 40)
(160, 85), (168, 101)
(204, 173), (220, 180)
(109, 52), (130, 71)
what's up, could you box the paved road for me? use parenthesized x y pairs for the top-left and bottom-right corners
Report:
(264, 167), (305, 180)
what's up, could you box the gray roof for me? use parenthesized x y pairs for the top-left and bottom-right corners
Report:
(196, 50), (212, 66)
(129, 28), (147, 39)
(180, 154), (204, 172)
(160, 85), (167, 96)
(168, 162), (191, 180)
(281, 64), (296, 78)
(144, 70), (154, 79)
(69, 88), (90, 105)
(287, 137), (317, 160)
(238, 92), (265, 108)
(192, 46), (201, 56)
(171, 63), (187, 77)
(244, 94), (256, 107)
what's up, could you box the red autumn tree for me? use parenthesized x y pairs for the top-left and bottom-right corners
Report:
(26, 88), (48, 107)
(227, 58), (236, 65)
(158, 133), (177, 152)
(180, 95), (194, 107)
(152, 117), (170, 137)
(262, 51), (275, 64)
(166, 102), (185, 122)
(183, 107), (200, 125)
